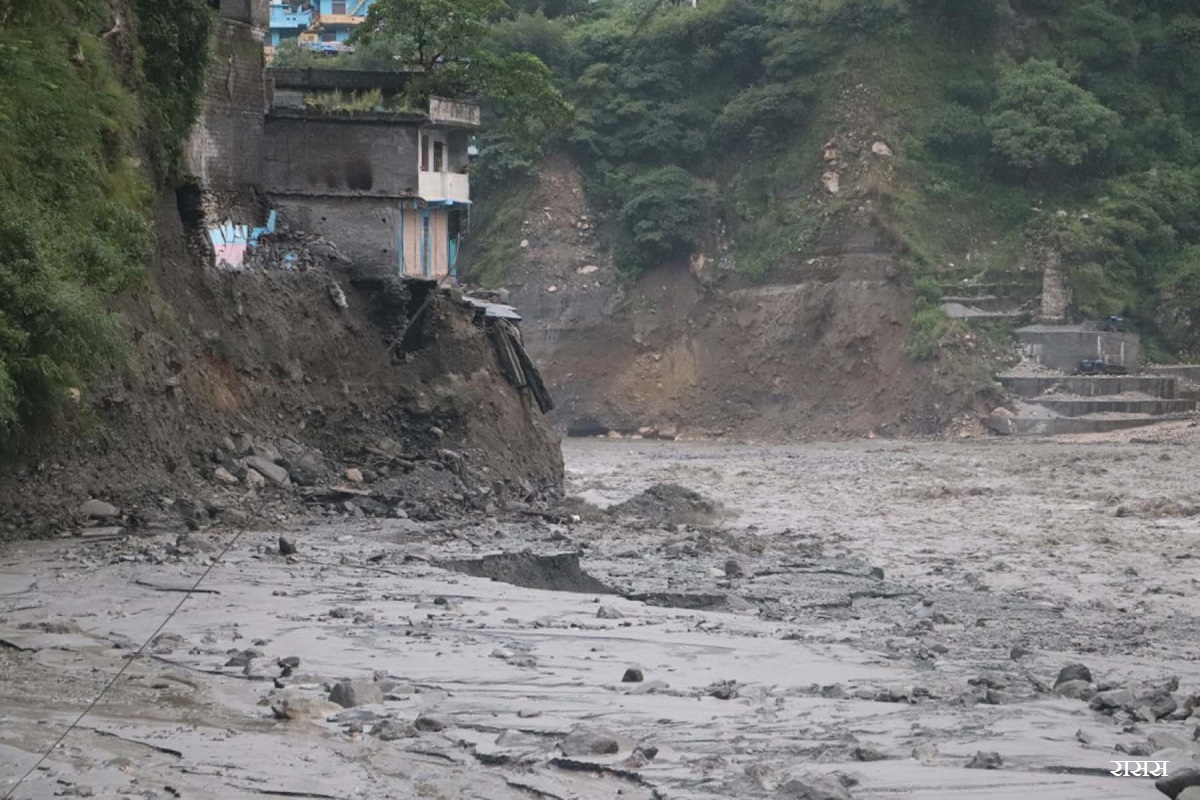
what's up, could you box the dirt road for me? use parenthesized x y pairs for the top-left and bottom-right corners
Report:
(2, 438), (1198, 799)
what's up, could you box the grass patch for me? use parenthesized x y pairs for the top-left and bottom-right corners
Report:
(0, 0), (211, 451)
(463, 178), (536, 288)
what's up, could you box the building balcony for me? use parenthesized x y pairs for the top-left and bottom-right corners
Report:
(312, 12), (364, 27)
(271, 8), (312, 27)
(419, 170), (470, 205)
(428, 97), (481, 129)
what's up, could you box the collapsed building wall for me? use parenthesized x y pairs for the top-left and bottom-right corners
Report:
(261, 111), (422, 274)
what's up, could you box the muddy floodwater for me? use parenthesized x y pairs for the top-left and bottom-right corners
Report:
(3, 438), (1199, 799)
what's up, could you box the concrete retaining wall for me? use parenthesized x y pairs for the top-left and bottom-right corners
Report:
(1146, 365), (1200, 383)
(998, 375), (1177, 399)
(987, 416), (1168, 436)
(1030, 398), (1195, 417)
(1017, 326), (1141, 372)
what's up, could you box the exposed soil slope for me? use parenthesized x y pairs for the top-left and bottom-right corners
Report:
(469, 150), (1002, 441)
(0, 200), (562, 538)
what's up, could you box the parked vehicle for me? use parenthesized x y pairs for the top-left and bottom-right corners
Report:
(1079, 359), (1130, 375)
(1102, 315), (1130, 332)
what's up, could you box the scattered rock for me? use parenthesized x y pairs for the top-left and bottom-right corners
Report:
(1158, 770), (1200, 799)
(851, 746), (886, 762)
(244, 456), (291, 487)
(596, 605), (624, 619)
(1009, 645), (1032, 660)
(622, 667), (644, 683)
(775, 775), (852, 800)
(560, 725), (621, 757)
(1054, 680), (1094, 700)
(871, 141), (893, 157)
(274, 693), (336, 720)
(79, 499), (120, 519)
(1141, 692), (1179, 721)
(1055, 664), (1093, 687)
(414, 714), (447, 732)
(328, 680), (384, 708)
(822, 171), (840, 195)
(608, 483), (723, 527)
(1090, 687), (1135, 712)
(278, 535), (297, 556)
(224, 648), (263, 667)
(724, 558), (746, 578)
(329, 281), (348, 309)
(707, 680), (738, 700)
(371, 719), (418, 740)
(965, 751), (1002, 770)
(245, 468), (267, 490)
(345, 467), (363, 484)
(213, 467), (239, 485)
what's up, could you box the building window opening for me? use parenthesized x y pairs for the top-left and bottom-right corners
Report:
(433, 141), (445, 172)
(332, 1), (346, 13)
(321, 31), (336, 41)
(420, 135), (429, 171)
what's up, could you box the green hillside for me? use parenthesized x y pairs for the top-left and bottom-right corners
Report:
(474, 0), (1200, 358)
(0, 0), (209, 448)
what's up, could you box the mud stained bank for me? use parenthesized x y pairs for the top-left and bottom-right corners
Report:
(3, 438), (1200, 799)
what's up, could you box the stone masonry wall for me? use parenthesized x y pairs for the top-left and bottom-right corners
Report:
(271, 195), (402, 275)
(262, 114), (420, 198)
(185, 6), (266, 192)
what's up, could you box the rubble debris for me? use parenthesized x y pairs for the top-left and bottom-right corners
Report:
(79, 499), (120, 520)
(965, 751), (1003, 770)
(329, 680), (384, 708)
(1055, 664), (1092, 686)
(1160, 771), (1200, 799)
(608, 483), (723, 527)
(560, 726), (621, 757)
(437, 551), (613, 594)
(371, 719), (418, 740)
(775, 775), (853, 800)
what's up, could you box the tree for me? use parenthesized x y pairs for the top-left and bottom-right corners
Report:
(985, 59), (1120, 172)
(613, 166), (711, 279)
(351, 0), (572, 143)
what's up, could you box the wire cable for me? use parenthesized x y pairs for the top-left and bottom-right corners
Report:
(2, 525), (249, 800)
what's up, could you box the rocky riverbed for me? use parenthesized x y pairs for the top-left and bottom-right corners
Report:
(3, 437), (1200, 799)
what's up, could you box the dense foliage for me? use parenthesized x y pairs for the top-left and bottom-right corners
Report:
(468, 0), (1200, 353)
(0, 0), (211, 447)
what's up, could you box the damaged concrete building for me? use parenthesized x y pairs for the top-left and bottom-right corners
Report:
(186, 0), (476, 281)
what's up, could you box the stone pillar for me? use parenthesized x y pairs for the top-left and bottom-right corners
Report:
(1038, 248), (1069, 323)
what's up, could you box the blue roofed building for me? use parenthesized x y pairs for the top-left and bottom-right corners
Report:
(309, 0), (376, 44)
(268, 2), (313, 48)
(267, 0), (376, 59)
